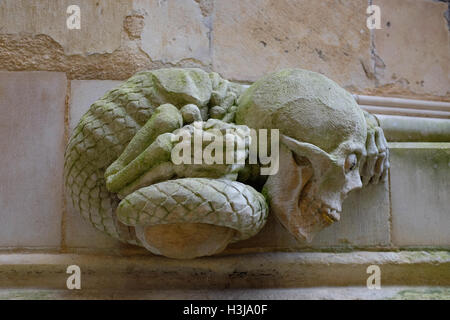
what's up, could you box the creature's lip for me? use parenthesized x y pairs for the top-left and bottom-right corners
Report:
(320, 205), (341, 223)
(327, 209), (340, 222)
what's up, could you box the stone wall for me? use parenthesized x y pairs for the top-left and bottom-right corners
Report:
(0, 0), (449, 254)
(0, 0), (448, 99)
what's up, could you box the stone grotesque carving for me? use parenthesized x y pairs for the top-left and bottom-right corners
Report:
(64, 68), (389, 259)
(237, 69), (389, 241)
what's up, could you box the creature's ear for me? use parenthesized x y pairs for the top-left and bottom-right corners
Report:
(263, 143), (314, 242)
(280, 135), (333, 170)
(359, 111), (390, 186)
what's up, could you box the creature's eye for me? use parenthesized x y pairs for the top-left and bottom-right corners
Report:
(345, 154), (357, 172)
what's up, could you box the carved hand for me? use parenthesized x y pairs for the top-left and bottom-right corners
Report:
(360, 110), (390, 186)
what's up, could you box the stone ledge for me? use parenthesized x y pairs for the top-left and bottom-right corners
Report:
(380, 116), (450, 142)
(1, 286), (449, 300)
(0, 251), (448, 290)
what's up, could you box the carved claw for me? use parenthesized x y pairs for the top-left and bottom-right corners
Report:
(361, 111), (390, 186)
(105, 103), (182, 194)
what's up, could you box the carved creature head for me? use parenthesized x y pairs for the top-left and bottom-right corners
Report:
(236, 68), (367, 242)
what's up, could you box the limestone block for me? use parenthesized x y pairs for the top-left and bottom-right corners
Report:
(0, 72), (66, 247)
(212, 0), (373, 89)
(66, 80), (122, 249)
(389, 143), (450, 247)
(373, 0), (449, 96)
(134, 0), (211, 63)
(0, 251), (448, 289)
(0, 0), (131, 55)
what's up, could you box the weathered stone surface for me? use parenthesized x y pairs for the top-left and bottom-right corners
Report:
(0, 7), (211, 81)
(0, 1), (211, 80)
(373, 0), (449, 96)
(0, 0), (447, 105)
(389, 143), (450, 247)
(0, 72), (66, 248)
(135, 0), (211, 63)
(66, 80), (122, 249)
(230, 179), (391, 249)
(0, 0), (131, 55)
(212, 0), (373, 89)
(0, 33), (153, 80)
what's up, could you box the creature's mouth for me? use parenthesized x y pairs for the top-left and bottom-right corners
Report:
(320, 205), (341, 223)
(299, 195), (341, 226)
(310, 200), (341, 225)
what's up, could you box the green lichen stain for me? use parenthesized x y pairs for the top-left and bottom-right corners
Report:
(0, 290), (54, 300)
(403, 251), (450, 262)
(390, 288), (450, 300)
